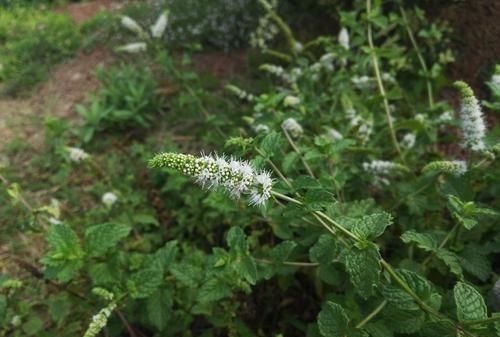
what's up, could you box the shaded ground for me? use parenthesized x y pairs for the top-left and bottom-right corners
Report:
(57, 0), (118, 24)
(444, 0), (500, 93)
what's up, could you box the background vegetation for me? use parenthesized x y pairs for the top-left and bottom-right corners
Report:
(0, 0), (499, 337)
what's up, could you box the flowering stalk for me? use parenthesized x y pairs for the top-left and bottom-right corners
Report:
(148, 153), (273, 206)
(454, 81), (487, 152)
(422, 160), (467, 176)
(366, 0), (402, 158)
(256, 0), (297, 57)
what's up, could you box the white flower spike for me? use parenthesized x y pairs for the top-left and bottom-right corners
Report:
(151, 10), (169, 38)
(281, 118), (303, 138)
(116, 42), (147, 54)
(338, 27), (349, 50)
(67, 147), (90, 163)
(149, 153), (273, 207)
(454, 81), (487, 152)
(121, 16), (146, 37)
(102, 192), (118, 207)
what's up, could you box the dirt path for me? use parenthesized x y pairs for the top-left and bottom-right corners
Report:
(0, 1), (117, 151)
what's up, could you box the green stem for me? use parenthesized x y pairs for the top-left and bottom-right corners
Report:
(255, 258), (319, 267)
(282, 127), (315, 178)
(463, 315), (500, 326)
(271, 190), (479, 336)
(355, 300), (387, 328)
(422, 222), (459, 266)
(263, 49), (293, 63)
(366, 0), (402, 158)
(380, 259), (448, 321)
(257, 0), (297, 56)
(256, 149), (293, 189)
(399, 4), (434, 109)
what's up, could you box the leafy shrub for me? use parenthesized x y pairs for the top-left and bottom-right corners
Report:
(77, 64), (164, 142)
(0, 6), (80, 95)
(0, 0), (499, 337)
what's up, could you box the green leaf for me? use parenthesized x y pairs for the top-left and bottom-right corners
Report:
(382, 269), (434, 311)
(146, 288), (173, 331)
(270, 241), (297, 262)
(435, 249), (463, 277)
(343, 244), (381, 299)
(153, 240), (179, 273)
(453, 282), (487, 321)
(41, 224), (84, 282)
(84, 223), (131, 257)
(352, 212), (393, 240)
(133, 213), (160, 226)
(237, 255), (258, 285)
(227, 227), (248, 254)
(317, 301), (349, 337)
(259, 131), (282, 157)
(459, 247), (491, 282)
(309, 234), (337, 264)
(401, 230), (439, 251)
(127, 268), (163, 299)
(198, 278), (231, 303)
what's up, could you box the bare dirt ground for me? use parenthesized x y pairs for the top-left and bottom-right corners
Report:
(0, 1), (116, 151)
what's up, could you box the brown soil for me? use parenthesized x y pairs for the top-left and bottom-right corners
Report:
(443, 0), (500, 94)
(57, 0), (119, 24)
(31, 47), (113, 120)
(191, 50), (248, 82)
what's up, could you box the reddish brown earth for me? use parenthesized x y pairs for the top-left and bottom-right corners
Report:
(57, 0), (118, 24)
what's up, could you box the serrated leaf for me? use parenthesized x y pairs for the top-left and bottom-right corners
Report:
(128, 268), (163, 299)
(227, 227), (248, 254)
(237, 255), (257, 285)
(153, 240), (178, 273)
(352, 212), (392, 240)
(84, 223), (131, 257)
(170, 263), (203, 287)
(435, 249), (463, 277)
(417, 320), (455, 337)
(459, 247), (491, 282)
(41, 224), (84, 282)
(198, 278), (231, 303)
(343, 244), (381, 299)
(382, 269), (433, 311)
(318, 301), (349, 337)
(270, 241), (297, 262)
(146, 288), (173, 331)
(259, 131), (282, 156)
(401, 230), (439, 251)
(454, 282), (487, 321)
(383, 305), (425, 334)
(309, 234), (337, 264)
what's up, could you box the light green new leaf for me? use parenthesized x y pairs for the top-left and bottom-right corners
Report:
(401, 230), (439, 251)
(435, 249), (463, 277)
(42, 224), (84, 282)
(454, 282), (487, 321)
(352, 212), (393, 240)
(318, 301), (349, 337)
(84, 223), (131, 257)
(343, 244), (381, 299)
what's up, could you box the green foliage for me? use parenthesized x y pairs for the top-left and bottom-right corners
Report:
(77, 64), (164, 141)
(1, 0), (499, 337)
(0, 6), (80, 95)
